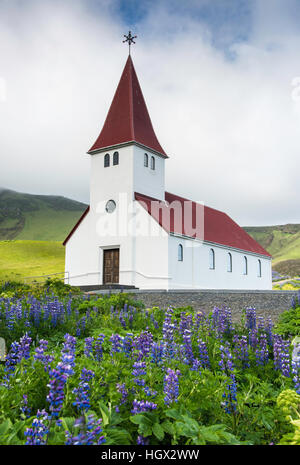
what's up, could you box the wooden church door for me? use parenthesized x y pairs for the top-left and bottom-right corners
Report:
(103, 249), (119, 284)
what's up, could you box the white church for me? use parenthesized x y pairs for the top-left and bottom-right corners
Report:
(63, 52), (272, 290)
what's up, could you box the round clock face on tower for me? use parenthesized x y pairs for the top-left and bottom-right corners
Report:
(105, 200), (116, 213)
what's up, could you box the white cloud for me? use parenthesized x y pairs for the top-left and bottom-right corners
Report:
(0, 0), (299, 226)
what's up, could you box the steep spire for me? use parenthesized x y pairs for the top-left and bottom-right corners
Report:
(87, 55), (168, 158)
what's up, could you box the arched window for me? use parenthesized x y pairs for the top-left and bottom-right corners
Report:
(209, 248), (215, 269)
(151, 156), (155, 170)
(113, 151), (119, 165)
(243, 256), (248, 275)
(104, 153), (110, 168)
(258, 259), (262, 277)
(178, 244), (183, 261)
(144, 153), (148, 167)
(227, 253), (232, 272)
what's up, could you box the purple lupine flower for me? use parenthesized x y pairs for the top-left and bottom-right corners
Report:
(191, 358), (202, 372)
(131, 399), (157, 414)
(73, 368), (95, 412)
(255, 333), (269, 366)
(233, 335), (249, 368)
(162, 307), (177, 361)
(122, 333), (133, 357)
(292, 360), (300, 394)
(219, 343), (237, 414)
(143, 385), (157, 398)
(94, 334), (105, 361)
(18, 333), (32, 360)
(47, 362), (70, 418)
(132, 361), (147, 386)
(137, 435), (149, 445)
(182, 329), (194, 364)
(211, 306), (233, 337)
(280, 340), (291, 377)
(150, 313), (159, 329)
(195, 311), (206, 331)
(84, 337), (94, 358)
(133, 331), (153, 360)
(257, 316), (265, 330)
(2, 341), (20, 386)
(65, 415), (105, 445)
(110, 333), (123, 355)
(24, 410), (50, 445)
(116, 383), (128, 405)
(264, 317), (274, 346)
(197, 339), (210, 369)
(34, 339), (54, 372)
(119, 313), (127, 329)
(245, 307), (256, 330)
(6, 308), (15, 331)
(273, 335), (290, 377)
(47, 334), (76, 418)
(163, 368), (181, 406)
(248, 328), (258, 349)
(150, 342), (164, 365)
(273, 334), (284, 371)
(179, 312), (193, 335)
(20, 394), (31, 418)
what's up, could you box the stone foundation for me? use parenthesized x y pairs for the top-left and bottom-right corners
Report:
(91, 289), (298, 323)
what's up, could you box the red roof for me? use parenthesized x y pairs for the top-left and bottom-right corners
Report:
(88, 55), (168, 158)
(135, 191), (271, 257)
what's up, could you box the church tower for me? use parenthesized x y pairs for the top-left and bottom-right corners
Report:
(87, 55), (168, 217)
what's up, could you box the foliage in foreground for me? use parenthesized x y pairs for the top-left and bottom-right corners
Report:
(0, 283), (299, 445)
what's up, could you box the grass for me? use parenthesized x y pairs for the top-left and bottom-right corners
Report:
(245, 225), (300, 277)
(0, 240), (65, 283)
(16, 208), (84, 241)
(0, 188), (87, 241)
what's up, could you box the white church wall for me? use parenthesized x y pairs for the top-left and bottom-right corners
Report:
(89, 145), (135, 211)
(132, 145), (165, 201)
(168, 235), (272, 290)
(64, 212), (100, 286)
(133, 201), (169, 289)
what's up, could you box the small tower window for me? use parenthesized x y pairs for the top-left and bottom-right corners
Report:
(144, 153), (148, 167)
(209, 248), (215, 269)
(243, 256), (248, 275)
(151, 156), (155, 170)
(178, 244), (183, 261)
(258, 259), (262, 277)
(227, 253), (232, 272)
(104, 153), (110, 167)
(113, 151), (119, 165)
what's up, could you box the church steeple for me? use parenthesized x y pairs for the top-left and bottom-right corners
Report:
(87, 55), (168, 158)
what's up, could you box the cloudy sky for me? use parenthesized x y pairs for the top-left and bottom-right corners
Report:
(0, 0), (299, 226)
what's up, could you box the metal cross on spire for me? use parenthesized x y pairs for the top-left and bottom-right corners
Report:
(123, 31), (137, 55)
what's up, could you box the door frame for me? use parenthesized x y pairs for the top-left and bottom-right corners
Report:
(101, 246), (120, 285)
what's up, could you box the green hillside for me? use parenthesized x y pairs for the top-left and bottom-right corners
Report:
(0, 240), (65, 282)
(0, 188), (87, 241)
(244, 224), (300, 277)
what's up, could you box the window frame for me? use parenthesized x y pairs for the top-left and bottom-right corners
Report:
(258, 259), (262, 277)
(113, 151), (119, 166)
(151, 155), (155, 170)
(243, 256), (248, 275)
(104, 153), (110, 168)
(178, 244), (183, 262)
(144, 153), (148, 167)
(227, 252), (232, 272)
(209, 248), (215, 270)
